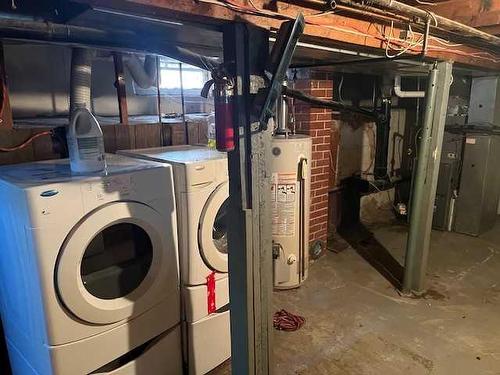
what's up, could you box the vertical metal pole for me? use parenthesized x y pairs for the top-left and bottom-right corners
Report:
(156, 56), (164, 145)
(403, 61), (453, 294)
(179, 62), (188, 144)
(224, 22), (273, 375)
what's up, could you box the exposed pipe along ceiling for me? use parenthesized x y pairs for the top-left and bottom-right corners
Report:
(0, 2), (499, 375)
(0, 16), (220, 71)
(293, 0), (500, 54)
(182, 0), (499, 68)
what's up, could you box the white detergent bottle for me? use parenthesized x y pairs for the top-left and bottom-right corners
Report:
(67, 107), (106, 174)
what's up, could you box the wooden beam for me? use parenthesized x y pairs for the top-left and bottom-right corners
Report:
(112, 52), (129, 125)
(480, 24), (500, 35)
(77, 0), (500, 70)
(418, 0), (500, 29)
(0, 42), (13, 129)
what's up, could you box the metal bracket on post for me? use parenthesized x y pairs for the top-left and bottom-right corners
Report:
(403, 61), (453, 295)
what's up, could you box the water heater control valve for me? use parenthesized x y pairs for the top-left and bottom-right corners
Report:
(287, 254), (297, 265)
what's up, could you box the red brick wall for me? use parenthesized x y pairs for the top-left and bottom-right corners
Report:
(292, 71), (335, 245)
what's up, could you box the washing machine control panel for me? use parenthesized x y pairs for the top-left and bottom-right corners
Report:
(96, 175), (134, 197)
(84, 174), (136, 204)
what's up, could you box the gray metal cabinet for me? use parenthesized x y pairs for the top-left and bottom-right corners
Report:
(454, 133), (500, 236)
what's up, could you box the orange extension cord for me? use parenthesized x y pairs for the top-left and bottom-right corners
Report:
(0, 130), (52, 152)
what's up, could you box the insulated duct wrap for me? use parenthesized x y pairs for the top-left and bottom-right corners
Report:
(70, 48), (93, 114)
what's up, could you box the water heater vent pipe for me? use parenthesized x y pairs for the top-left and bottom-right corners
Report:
(275, 81), (291, 136)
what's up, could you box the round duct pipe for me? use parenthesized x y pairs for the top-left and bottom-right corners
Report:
(70, 47), (94, 114)
(124, 55), (157, 89)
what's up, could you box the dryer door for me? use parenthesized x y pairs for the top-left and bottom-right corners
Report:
(198, 182), (229, 273)
(56, 201), (176, 324)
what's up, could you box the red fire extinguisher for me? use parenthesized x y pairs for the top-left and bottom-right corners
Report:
(201, 74), (235, 152)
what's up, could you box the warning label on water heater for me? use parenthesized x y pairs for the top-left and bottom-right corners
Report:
(271, 172), (297, 236)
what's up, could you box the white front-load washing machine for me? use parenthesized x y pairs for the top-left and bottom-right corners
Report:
(119, 146), (231, 375)
(0, 154), (182, 375)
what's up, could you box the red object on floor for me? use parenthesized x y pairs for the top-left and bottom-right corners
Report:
(273, 309), (305, 331)
(207, 272), (216, 314)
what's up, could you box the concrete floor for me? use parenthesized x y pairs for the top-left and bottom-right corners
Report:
(212, 221), (500, 374)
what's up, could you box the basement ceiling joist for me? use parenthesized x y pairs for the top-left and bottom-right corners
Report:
(413, 0), (500, 35)
(72, 0), (500, 71)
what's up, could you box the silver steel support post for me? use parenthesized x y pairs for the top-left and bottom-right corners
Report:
(223, 23), (273, 374)
(403, 61), (453, 294)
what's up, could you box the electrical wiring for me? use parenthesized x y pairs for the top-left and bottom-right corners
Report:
(427, 10), (438, 27)
(430, 36), (463, 48)
(196, 0), (500, 64)
(305, 10), (336, 18)
(338, 75), (344, 103)
(385, 22), (424, 58)
(416, 0), (437, 6)
(0, 130), (52, 152)
(197, 0), (387, 41)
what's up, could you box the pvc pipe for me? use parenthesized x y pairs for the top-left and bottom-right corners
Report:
(394, 75), (425, 98)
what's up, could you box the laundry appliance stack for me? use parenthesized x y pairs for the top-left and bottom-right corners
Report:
(119, 145), (231, 375)
(0, 154), (183, 375)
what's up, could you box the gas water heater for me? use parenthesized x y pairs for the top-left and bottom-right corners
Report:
(271, 88), (312, 289)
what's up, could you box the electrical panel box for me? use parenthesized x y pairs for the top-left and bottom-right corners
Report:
(468, 77), (500, 126)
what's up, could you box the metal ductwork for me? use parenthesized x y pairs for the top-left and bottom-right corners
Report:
(70, 47), (93, 114)
(0, 18), (219, 72)
(124, 55), (157, 89)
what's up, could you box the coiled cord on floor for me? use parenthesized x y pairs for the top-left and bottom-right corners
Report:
(273, 309), (305, 332)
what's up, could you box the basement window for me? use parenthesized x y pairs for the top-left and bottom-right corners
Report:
(160, 60), (208, 90)
(133, 57), (210, 97)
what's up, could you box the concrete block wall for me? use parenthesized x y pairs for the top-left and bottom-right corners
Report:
(292, 71), (336, 245)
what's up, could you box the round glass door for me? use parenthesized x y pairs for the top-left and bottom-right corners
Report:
(57, 202), (174, 324)
(198, 182), (229, 272)
(81, 223), (153, 300)
(212, 199), (229, 256)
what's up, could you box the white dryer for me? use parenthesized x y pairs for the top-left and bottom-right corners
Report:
(0, 154), (182, 375)
(119, 146), (231, 375)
